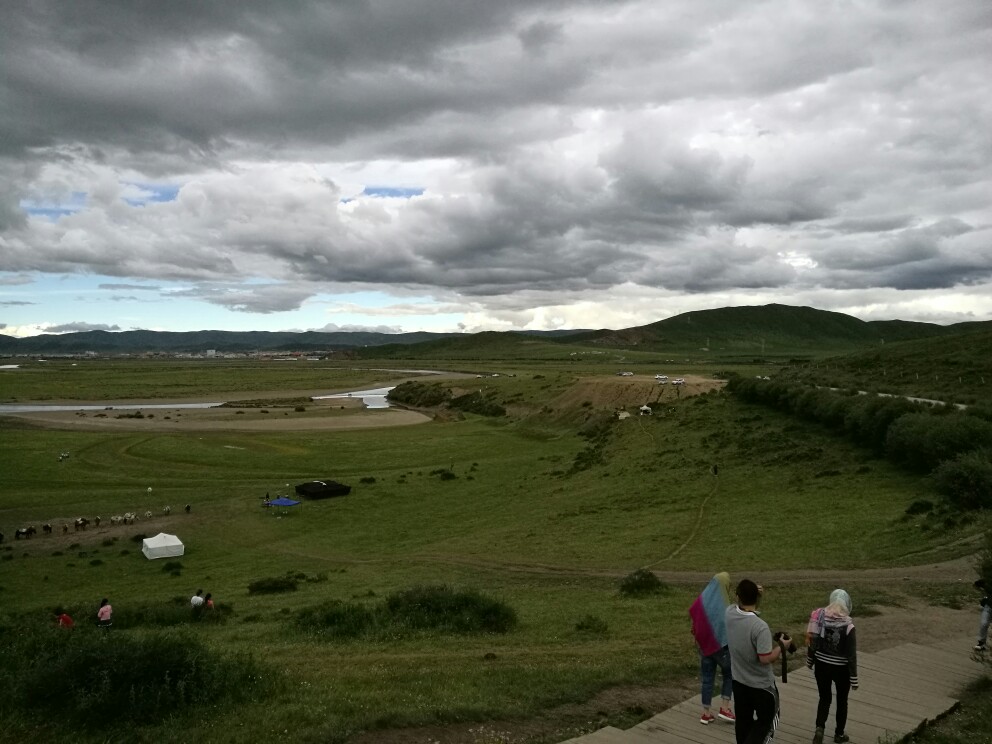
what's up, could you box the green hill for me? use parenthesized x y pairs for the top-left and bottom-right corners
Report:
(565, 304), (957, 356)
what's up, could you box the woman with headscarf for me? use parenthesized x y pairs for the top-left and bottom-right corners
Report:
(806, 589), (858, 744)
(689, 572), (735, 725)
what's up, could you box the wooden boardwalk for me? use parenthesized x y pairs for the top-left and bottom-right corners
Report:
(561, 639), (988, 744)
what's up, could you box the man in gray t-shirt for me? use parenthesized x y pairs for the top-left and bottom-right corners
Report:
(725, 579), (789, 744)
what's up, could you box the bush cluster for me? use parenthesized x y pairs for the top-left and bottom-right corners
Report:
(932, 451), (992, 511)
(387, 381), (452, 407)
(619, 568), (666, 597)
(449, 391), (506, 417)
(294, 585), (517, 639)
(0, 626), (266, 728)
(728, 375), (992, 510)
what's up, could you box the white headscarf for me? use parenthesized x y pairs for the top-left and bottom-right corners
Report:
(828, 588), (851, 616)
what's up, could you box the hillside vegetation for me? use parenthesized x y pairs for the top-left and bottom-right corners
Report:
(1, 356), (988, 743)
(776, 328), (992, 405)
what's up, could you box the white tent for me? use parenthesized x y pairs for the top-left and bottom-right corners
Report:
(141, 532), (184, 560)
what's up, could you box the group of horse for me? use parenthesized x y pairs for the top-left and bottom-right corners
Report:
(1, 504), (192, 544)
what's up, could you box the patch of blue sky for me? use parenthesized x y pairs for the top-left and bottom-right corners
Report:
(362, 186), (424, 198)
(340, 186), (424, 204)
(20, 191), (87, 221)
(121, 182), (180, 206)
(3, 275), (466, 335)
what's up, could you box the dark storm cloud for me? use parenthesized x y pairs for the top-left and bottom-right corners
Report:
(0, 0), (599, 159)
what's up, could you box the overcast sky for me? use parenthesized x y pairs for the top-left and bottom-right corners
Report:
(1, 0), (991, 337)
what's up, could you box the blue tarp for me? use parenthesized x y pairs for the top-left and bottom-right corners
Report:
(268, 497), (301, 507)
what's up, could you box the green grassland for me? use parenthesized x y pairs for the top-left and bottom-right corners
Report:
(0, 360), (988, 743)
(0, 359), (417, 402)
(777, 329), (992, 405)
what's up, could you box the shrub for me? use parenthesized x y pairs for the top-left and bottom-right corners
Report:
(905, 500), (935, 516)
(578, 412), (614, 442)
(388, 381), (452, 407)
(430, 468), (457, 481)
(359, 476), (376, 484)
(574, 614), (609, 634)
(932, 450), (992, 510)
(886, 413), (992, 473)
(449, 391), (506, 417)
(383, 585), (517, 634)
(0, 627), (267, 727)
(619, 568), (666, 597)
(294, 405), (306, 412)
(247, 576), (298, 595)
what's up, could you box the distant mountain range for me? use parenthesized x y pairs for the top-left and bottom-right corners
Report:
(0, 327), (582, 355)
(1, 304), (989, 356)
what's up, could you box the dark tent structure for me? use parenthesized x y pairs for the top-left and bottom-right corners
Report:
(295, 480), (351, 500)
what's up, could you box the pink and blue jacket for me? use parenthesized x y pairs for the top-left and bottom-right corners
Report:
(689, 572), (731, 656)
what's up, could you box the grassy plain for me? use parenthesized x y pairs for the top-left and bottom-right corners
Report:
(0, 358), (987, 743)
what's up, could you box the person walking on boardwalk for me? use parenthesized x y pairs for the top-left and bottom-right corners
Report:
(974, 579), (989, 652)
(726, 579), (789, 744)
(689, 572), (736, 725)
(806, 589), (858, 744)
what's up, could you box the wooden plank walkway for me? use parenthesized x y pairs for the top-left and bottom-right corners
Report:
(561, 639), (988, 744)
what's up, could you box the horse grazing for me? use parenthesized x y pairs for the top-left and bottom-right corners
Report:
(42, 523), (53, 535)
(15, 526), (37, 539)
(94, 516), (101, 527)
(184, 504), (191, 514)
(61, 523), (69, 534)
(74, 517), (89, 531)
(163, 505), (171, 515)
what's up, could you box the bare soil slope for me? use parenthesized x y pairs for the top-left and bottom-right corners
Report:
(551, 374), (724, 410)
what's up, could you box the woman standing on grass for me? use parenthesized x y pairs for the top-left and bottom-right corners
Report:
(96, 597), (113, 628)
(806, 589), (858, 744)
(689, 572), (736, 725)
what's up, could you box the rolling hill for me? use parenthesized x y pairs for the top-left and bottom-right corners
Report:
(2, 304), (989, 358)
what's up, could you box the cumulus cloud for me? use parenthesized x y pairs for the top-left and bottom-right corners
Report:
(45, 322), (121, 333)
(0, 0), (990, 329)
(308, 322), (405, 334)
